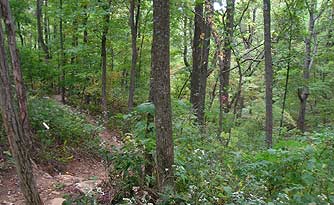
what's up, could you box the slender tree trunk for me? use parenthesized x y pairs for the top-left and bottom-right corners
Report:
(263, 0), (273, 148)
(36, 0), (49, 59)
(152, 0), (174, 191)
(101, 0), (112, 121)
(128, 0), (140, 111)
(83, 4), (89, 44)
(279, 1), (293, 133)
(1, 0), (34, 150)
(44, 0), (48, 46)
(218, 0), (235, 134)
(17, 22), (24, 46)
(297, 2), (316, 133)
(59, 0), (65, 104)
(183, 16), (190, 68)
(0, 9), (42, 204)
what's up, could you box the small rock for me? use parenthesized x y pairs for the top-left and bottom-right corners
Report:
(51, 191), (60, 195)
(55, 174), (82, 186)
(75, 179), (102, 194)
(46, 198), (66, 205)
(43, 172), (53, 179)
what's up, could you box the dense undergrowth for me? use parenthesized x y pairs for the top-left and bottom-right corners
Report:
(0, 97), (102, 172)
(1, 97), (334, 204)
(104, 100), (334, 205)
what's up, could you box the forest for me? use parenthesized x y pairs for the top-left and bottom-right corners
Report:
(0, 0), (334, 204)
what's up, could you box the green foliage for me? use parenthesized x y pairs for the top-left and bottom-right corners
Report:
(104, 103), (156, 203)
(28, 97), (101, 162)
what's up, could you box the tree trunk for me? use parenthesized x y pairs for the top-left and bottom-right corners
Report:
(218, 0), (235, 134)
(17, 22), (24, 46)
(83, 4), (89, 44)
(101, 0), (112, 122)
(128, 0), (140, 111)
(59, 0), (65, 104)
(190, 1), (211, 125)
(36, 0), (49, 59)
(279, 0), (293, 134)
(190, 3), (204, 118)
(297, 2), (316, 133)
(1, 0), (34, 150)
(152, 0), (174, 191)
(0, 9), (42, 204)
(263, 0), (273, 148)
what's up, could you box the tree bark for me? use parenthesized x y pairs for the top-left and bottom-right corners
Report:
(297, 0), (327, 132)
(263, 0), (273, 148)
(297, 2), (315, 133)
(152, 0), (174, 191)
(1, 0), (34, 150)
(128, 0), (140, 111)
(279, 0), (293, 134)
(218, 0), (235, 134)
(101, 0), (112, 121)
(59, 0), (66, 104)
(0, 9), (42, 204)
(36, 0), (49, 59)
(190, 1), (211, 125)
(190, 3), (204, 117)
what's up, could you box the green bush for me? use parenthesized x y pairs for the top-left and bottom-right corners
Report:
(28, 97), (102, 162)
(105, 99), (334, 205)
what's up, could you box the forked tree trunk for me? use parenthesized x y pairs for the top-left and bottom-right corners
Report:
(0, 6), (42, 204)
(152, 0), (174, 191)
(297, 0), (326, 132)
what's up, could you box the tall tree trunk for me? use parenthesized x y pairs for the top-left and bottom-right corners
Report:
(297, 0), (327, 132)
(17, 22), (24, 46)
(59, 0), (65, 104)
(128, 0), (140, 111)
(279, 0), (293, 134)
(44, 0), (48, 46)
(190, 1), (211, 125)
(198, 5), (211, 126)
(263, 0), (273, 148)
(152, 0), (174, 191)
(297, 2), (315, 133)
(0, 9), (42, 204)
(36, 0), (49, 59)
(190, 3), (204, 117)
(218, 0), (235, 134)
(1, 0), (34, 150)
(101, 0), (112, 121)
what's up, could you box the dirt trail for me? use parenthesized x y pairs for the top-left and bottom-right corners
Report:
(0, 97), (121, 204)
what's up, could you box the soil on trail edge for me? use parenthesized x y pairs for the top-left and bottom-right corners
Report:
(0, 97), (121, 204)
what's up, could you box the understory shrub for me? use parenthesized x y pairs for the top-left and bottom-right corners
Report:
(28, 97), (102, 162)
(108, 99), (334, 205)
